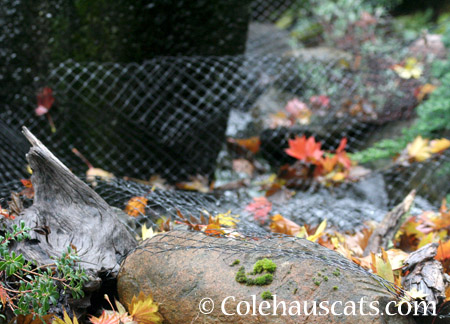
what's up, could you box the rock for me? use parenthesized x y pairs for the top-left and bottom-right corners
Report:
(246, 23), (292, 56)
(118, 230), (414, 324)
(269, 173), (389, 231)
(409, 34), (447, 60)
(284, 47), (353, 62)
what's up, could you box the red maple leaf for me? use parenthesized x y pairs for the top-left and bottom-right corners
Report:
(245, 197), (272, 224)
(335, 138), (352, 169)
(285, 135), (324, 164)
(35, 87), (55, 116)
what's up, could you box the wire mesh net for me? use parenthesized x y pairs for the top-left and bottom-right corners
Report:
(0, 0), (449, 246)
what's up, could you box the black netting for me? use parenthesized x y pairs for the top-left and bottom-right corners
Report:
(0, 0), (449, 242)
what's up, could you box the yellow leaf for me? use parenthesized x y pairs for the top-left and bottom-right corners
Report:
(407, 136), (431, 162)
(307, 219), (327, 242)
(374, 249), (395, 283)
(393, 58), (423, 79)
(215, 210), (240, 227)
(141, 224), (157, 241)
(331, 236), (340, 249)
(129, 292), (163, 324)
(331, 172), (346, 182)
(418, 232), (435, 249)
(430, 138), (450, 154)
(52, 310), (79, 324)
(295, 226), (308, 239)
(405, 287), (429, 300)
(86, 168), (115, 183)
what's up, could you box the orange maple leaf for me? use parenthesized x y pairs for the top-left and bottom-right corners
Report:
(436, 240), (450, 261)
(128, 292), (163, 324)
(285, 135), (324, 163)
(269, 214), (301, 236)
(124, 196), (148, 217)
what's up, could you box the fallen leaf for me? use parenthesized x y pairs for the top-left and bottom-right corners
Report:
(53, 310), (80, 324)
(86, 168), (115, 183)
(36, 87), (55, 116)
(285, 135), (324, 163)
(0, 285), (8, 306)
(0, 205), (14, 220)
(89, 311), (122, 324)
(15, 313), (54, 324)
(393, 58), (423, 79)
(270, 214), (302, 236)
(373, 249), (395, 283)
(141, 224), (157, 240)
(227, 136), (261, 154)
(128, 292), (163, 324)
(414, 84), (437, 102)
(407, 136), (431, 162)
(215, 210), (240, 227)
(405, 287), (429, 300)
(436, 240), (450, 261)
(245, 197), (272, 224)
(175, 175), (210, 193)
(429, 138), (450, 154)
(20, 178), (35, 199)
(307, 219), (327, 242)
(124, 196), (148, 217)
(285, 98), (311, 125)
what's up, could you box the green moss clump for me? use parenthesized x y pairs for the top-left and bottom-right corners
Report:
(231, 259), (240, 266)
(313, 278), (321, 286)
(253, 258), (277, 274)
(255, 274), (274, 285)
(261, 291), (273, 300)
(235, 266), (247, 283)
(235, 259), (277, 286)
(332, 268), (341, 277)
(323, 276), (328, 281)
(333, 286), (339, 290)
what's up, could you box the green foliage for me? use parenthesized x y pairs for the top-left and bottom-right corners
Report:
(393, 9), (434, 42)
(353, 24), (450, 164)
(276, 0), (386, 46)
(0, 221), (88, 318)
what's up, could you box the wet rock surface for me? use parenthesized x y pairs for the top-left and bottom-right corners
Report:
(272, 174), (389, 230)
(118, 230), (414, 324)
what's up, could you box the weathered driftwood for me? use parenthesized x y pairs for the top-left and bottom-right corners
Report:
(403, 243), (448, 306)
(11, 127), (137, 277)
(363, 190), (415, 256)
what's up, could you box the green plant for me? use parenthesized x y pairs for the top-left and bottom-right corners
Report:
(261, 291), (273, 300)
(352, 25), (450, 164)
(0, 221), (88, 318)
(252, 258), (277, 274)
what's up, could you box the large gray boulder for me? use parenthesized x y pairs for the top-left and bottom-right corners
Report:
(118, 230), (414, 324)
